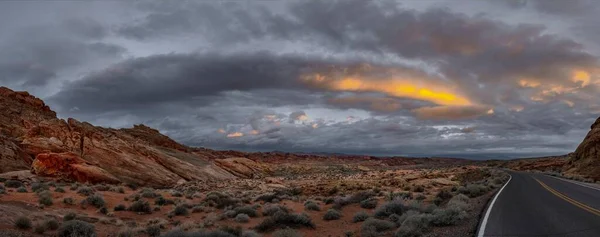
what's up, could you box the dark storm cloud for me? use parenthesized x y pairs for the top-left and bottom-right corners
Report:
(2, 0), (599, 158)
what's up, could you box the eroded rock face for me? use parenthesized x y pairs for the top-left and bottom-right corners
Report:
(32, 152), (119, 184)
(214, 158), (270, 179)
(568, 117), (600, 180)
(0, 87), (238, 187)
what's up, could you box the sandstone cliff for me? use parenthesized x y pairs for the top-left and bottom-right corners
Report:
(0, 86), (271, 187)
(568, 117), (600, 180)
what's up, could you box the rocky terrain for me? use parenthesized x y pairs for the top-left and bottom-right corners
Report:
(567, 117), (600, 181)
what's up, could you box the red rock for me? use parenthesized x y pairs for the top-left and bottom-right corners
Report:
(32, 152), (119, 184)
(568, 117), (600, 180)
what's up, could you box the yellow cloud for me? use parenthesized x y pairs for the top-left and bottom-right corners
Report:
(250, 130), (260, 135)
(311, 123), (319, 129)
(572, 70), (591, 87)
(304, 74), (472, 106)
(412, 105), (493, 120)
(217, 129), (226, 134)
(226, 132), (244, 138)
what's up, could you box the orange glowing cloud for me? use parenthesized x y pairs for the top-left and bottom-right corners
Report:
(303, 73), (472, 106)
(412, 105), (493, 120)
(572, 70), (591, 87)
(217, 128), (226, 134)
(250, 130), (260, 135)
(226, 132), (244, 138)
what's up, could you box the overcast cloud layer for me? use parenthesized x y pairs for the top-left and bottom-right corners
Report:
(2, 0), (600, 159)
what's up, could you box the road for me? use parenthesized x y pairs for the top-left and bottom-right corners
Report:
(477, 171), (600, 237)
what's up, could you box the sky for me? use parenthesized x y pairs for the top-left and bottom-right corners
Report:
(1, 0), (599, 159)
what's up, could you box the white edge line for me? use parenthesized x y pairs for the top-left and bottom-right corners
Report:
(477, 174), (512, 237)
(546, 175), (600, 192)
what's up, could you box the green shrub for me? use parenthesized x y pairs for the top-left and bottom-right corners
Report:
(38, 190), (53, 206)
(353, 211), (369, 223)
(140, 188), (159, 198)
(334, 191), (375, 210)
(172, 205), (189, 216)
(235, 205), (259, 217)
(430, 207), (467, 226)
(128, 200), (152, 214)
(323, 209), (342, 220)
(86, 194), (106, 208)
(57, 220), (96, 237)
(32, 182), (49, 192)
(63, 212), (76, 221)
(235, 213), (251, 223)
(17, 187), (27, 193)
(5, 180), (23, 188)
(155, 196), (175, 206)
(304, 201), (321, 211)
(204, 192), (240, 208)
(324, 197), (335, 204)
(360, 218), (395, 236)
(55, 187), (66, 193)
(114, 204), (126, 211)
(374, 200), (406, 218)
(273, 228), (302, 237)
(14, 216), (32, 229)
(255, 211), (315, 232)
(146, 225), (161, 237)
(360, 198), (378, 209)
(395, 213), (432, 237)
(34, 223), (47, 234)
(63, 197), (75, 205)
(262, 204), (290, 216)
(77, 186), (94, 196)
(45, 218), (60, 230)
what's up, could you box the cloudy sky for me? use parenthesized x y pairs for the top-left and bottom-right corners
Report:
(2, 0), (599, 158)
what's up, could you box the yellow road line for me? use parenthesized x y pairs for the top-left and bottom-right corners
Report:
(535, 178), (600, 216)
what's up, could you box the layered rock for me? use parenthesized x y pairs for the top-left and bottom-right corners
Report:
(32, 152), (119, 184)
(0, 86), (238, 187)
(214, 157), (270, 179)
(568, 117), (600, 180)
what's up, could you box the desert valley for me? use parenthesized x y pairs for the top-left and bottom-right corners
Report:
(0, 86), (598, 237)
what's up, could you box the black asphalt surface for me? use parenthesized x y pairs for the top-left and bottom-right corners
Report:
(480, 171), (600, 237)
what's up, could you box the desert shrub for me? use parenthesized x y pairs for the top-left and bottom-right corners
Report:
(192, 205), (204, 213)
(447, 194), (469, 210)
(99, 206), (108, 215)
(360, 198), (378, 209)
(155, 196), (175, 206)
(459, 184), (488, 198)
(172, 205), (189, 216)
(169, 190), (183, 197)
(323, 209), (342, 220)
(128, 200), (152, 214)
(204, 192), (240, 209)
(77, 186), (95, 196)
(235, 213), (250, 223)
(58, 220), (96, 237)
(255, 193), (279, 203)
(234, 205), (258, 217)
(63, 197), (75, 205)
(34, 222), (48, 234)
(353, 211), (370, 223)
(141, 188), (160, 198)
(94, 184), (110, 191)
(334, 191), (376, 210)
(255, 211), (315, 232)
(38, 190), (53, 206)
(272, 228), (302, 237)
(415, 195), (426, 201)
(220, 225), (243, 236)
(395, 213), (432, 237)
(42, 218), (59, 230)
(324, 197), (335, 204)
(63, 212), (76, 221)
(304, 201), (321, 211)
(17, 187), (27, 193)
(32, 182), (49, 192)
(114, 204), (126, 211)
(146, 225), (161, 237)
(55, 186), (66, 193)
(360, 218), (395, 237)
(430, 207), (467, 226)
(14, 216), (32, 229)
(5, 180), (23, 188)
(374, 200), (406, 218)
(86, 194), (106, 208)
(262, 204), (291, 216)
(387, 191), (412, 201)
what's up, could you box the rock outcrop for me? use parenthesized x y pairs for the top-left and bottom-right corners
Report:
(32, 152), (119, 184)
(0, 86), (240, 187)
(568, 117), (600, 180)
(214, 157), (270, 178)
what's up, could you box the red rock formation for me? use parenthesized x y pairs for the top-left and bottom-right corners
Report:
(32, 152), (119, 184)
(567, 117), (600, 180)
(213, 157), (270, 178)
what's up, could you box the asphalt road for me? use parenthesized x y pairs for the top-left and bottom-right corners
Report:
(478, 171), (600, 237)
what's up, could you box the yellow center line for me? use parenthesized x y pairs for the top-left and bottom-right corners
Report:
(535, 178), (600, 216)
